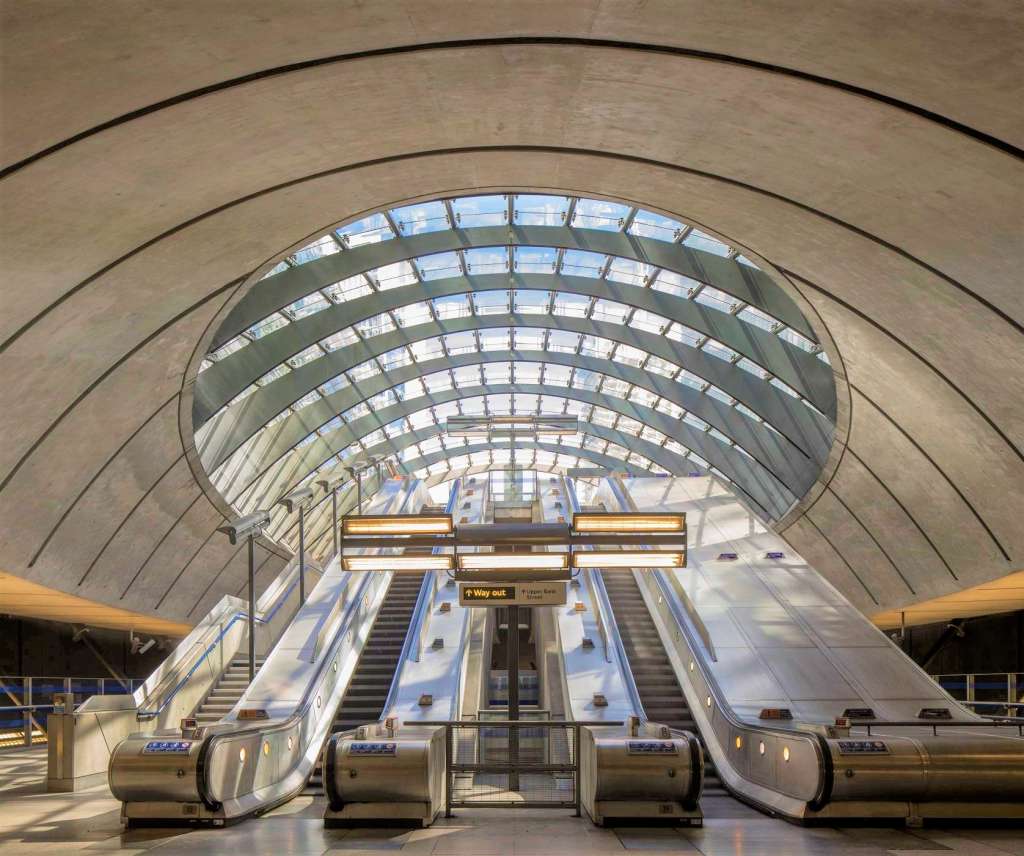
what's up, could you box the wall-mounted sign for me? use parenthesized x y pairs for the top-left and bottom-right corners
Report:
(459, 581), (568, 607)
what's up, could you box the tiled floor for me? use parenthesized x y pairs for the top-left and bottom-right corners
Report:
(2, 749), (1022, 856)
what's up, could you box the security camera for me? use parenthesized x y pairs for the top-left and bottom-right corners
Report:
(217, 510), (271, 545)
(277, 486), (315, 514)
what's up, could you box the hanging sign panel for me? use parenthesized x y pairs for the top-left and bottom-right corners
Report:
(459, 581), (568, 607)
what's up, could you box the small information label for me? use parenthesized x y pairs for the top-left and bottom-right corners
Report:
(459, 582), (567, 607)
(837, 740), (888, 754)
(349, 742), (397, 756)
(143, 740), (193, 754)
(627, 740), (678, 755)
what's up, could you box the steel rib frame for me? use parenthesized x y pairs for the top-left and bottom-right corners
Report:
(200, 349), (821, 485)
(199, 254), (831, 422)
(213, 224), (816, 348)
(214, 379), (808, 514)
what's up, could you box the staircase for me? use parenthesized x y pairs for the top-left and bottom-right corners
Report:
(193, 655), (267, 726)
(306, 570), (427, 791)
(600, 570), (725, 796)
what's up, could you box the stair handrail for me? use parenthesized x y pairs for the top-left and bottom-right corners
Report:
(606, 475), (717, 662)
(136, 569), (305, 720)
(379, 479), (462, 720)
(564, 476), (640, 709)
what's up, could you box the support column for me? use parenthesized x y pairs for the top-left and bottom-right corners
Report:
(247, 534), (256, 683)
(507, 603), (520, 792)
(299, 504), (306, 604)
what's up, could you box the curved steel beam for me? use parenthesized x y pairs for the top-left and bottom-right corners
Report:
(209, 369), (814, 503)
(290, 442), (663, 560)
(216, 224), (815, 347)
(230, 396), (796, 526)
(196, 315), (831, 453)
(200, 271), (831, 421)
(199, 349), (822, 478)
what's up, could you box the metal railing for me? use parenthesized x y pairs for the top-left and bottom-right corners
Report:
(420, 719), (622, 816)
(935, 672), (1023, 717)
(1, 676), (145, 748)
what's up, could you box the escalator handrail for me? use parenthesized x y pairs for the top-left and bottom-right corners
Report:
(379, 478), (462, 719)
(602, 474), (830, 805)
(564, 477), (644, 715)
(194, 482), (416, 806)
(136, 564), (305, 719)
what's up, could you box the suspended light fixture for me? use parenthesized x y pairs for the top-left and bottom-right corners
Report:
(342, 514), (454, 536)
(457, 552), (569, 571)
(572, 550), (685, 569)
(571, 512), (685, 534)
(342, 554), (454, 572)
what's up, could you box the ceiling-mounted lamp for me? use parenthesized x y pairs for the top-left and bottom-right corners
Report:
(342, 554), (454, 572)
(342, 514), (454, 536)
(572, 550), (686, 569)
(571, 512), (685, 534)
(457, 552), (569, 571)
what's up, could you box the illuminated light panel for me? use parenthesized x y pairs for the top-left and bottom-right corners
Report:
(342, 554), (454, 572)
(572, 512), (685, 533)
(457, 552), (569, 571)
(572, 550), (685, 568)
(342, 514), (453, 535)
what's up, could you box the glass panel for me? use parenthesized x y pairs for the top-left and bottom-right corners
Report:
(337, 213), (394, 247)
(410, 338), (444, 362)
(256, 364), (290, 387)
(552, 292), (590, 318)
(513, 289), (550, 314)
(210, 335), (248, 362)
(645, 355), (678, 378)
(571, 198), (631, 231)
(453, 365), (482, 387)
(546, 330), (579, 353)
(543, 365), (571, 386)
(392, 302), (433, 328)
(628, 210), (684, 241)
(579, 335), (613, 358)
(652, 269), (700, 298)
(560, 249), (606, 278)
(379, 346), (413, 370)
(355, 313), (395, 338)
(613, 344), (646, 367)
(323, 274), (372, 303)
(684, 228), (731, 257)
(514, 362), (543, 384)
(737, 304), (778, 332)
(372, 261), (418, 290)
(433, 294), (471, 319)
(703, 339), (739, 363)
(291, 235), (339, 265)
(451, 195), (507, 227)
(293, 390), (321, 411)
(283, 293), (330, 320)
(391, 200), (450, 235)
(481, 328), (511, 351)
(514, 194), (570, 226)
(606, 257), (654, 286)
(665, 323), (704, 348)
(779, 327), (819, 353)
(443, 331), (477, 355)
(591, 299), (630, 324)
(483, 363), (512, 385)
(473, 290), (510, 316)
(694, 286), (740, 314)
(319, 374), (350, 396)
(348, 360), (380, 382)
(286, 344), (323, 369)
(320, 327), (359, 351)
(416, 251), (461, 281)
(464, 246), (507, 274)
(630, 309), (667, 334)
(246, 312), (289, 340)
(514, 246), (558, 274)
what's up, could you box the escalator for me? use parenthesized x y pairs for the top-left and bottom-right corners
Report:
(307, 571), (426, 791)
(193, 656), (267, 728)
(601, 571), (724, 796)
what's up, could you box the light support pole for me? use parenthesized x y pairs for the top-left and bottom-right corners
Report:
(217, 510), (271, 683)
(278, 487), (316, 604)
(316, 473), (346, 561)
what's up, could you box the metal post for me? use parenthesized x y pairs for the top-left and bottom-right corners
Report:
(573, 724), (581, 817)
(331, 488), (338, 559)
(298, 503), (306, 604)
(445, 723), (453, 817)
(23, 677), (32, 746)
(508, 603), (520, 792)
(247, 533), (256, 683)
(356, 469), (363, 514)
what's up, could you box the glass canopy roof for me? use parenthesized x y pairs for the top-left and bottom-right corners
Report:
(196, 192), (838, 557)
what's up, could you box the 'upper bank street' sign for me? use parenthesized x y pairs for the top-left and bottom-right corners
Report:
(459, 581), (568, 607)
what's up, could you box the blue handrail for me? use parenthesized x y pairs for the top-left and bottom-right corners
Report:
(136, 574), (301, 719)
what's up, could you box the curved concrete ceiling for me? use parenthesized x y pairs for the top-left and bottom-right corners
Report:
(0, 2), (1021, 629)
